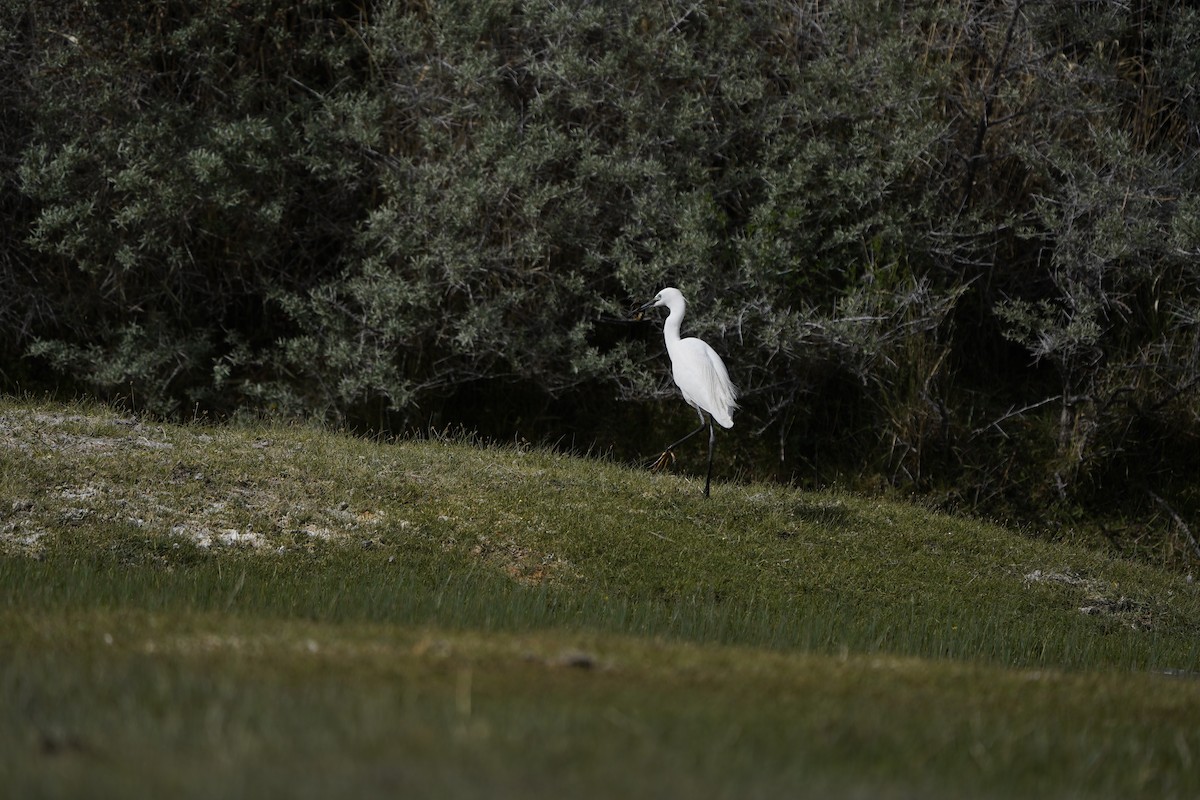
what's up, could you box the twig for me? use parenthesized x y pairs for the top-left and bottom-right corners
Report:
(1147, 490), (1200, 562)
(971, 394), (1062, 437)
(958, 0), (1028, 214)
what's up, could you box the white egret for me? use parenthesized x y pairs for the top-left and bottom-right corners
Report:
(634, 287), (738, 497)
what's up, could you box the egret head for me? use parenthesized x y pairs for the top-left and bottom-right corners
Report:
(633, 287), (685, 318)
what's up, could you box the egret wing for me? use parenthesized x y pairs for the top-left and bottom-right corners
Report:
(671, 338), (738, 428)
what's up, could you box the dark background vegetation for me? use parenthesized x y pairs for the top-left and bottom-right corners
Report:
(3, 0), (1200, 565)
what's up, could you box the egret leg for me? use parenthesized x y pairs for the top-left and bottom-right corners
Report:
(647, 411), (707, 471)
(703, 419), (716, 498)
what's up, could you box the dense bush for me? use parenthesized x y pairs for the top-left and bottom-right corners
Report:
(3, 0), (1200, 563)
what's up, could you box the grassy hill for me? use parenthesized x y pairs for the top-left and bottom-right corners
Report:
(2, 397), (1199, 798)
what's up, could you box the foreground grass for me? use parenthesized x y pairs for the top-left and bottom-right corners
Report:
(2, 397), (1199, 798)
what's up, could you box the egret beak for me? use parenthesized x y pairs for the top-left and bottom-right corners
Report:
(631, 298), (657, 321)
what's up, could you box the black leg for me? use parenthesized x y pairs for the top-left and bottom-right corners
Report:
(661, 420), (707, 454)
(648, 414), (707, 469)
(703, 418), (715, 497)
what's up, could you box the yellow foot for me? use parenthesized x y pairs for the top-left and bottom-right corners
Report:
(648, 450), (676, 471)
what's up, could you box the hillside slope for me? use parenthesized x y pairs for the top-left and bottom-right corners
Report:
(2, 398), (1199, 798)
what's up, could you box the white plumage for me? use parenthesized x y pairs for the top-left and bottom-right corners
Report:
(669, 338), (737, 429)
(636, 287), (738, 496)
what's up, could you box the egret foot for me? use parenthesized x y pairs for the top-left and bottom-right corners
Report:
(648, 450), (676, 471)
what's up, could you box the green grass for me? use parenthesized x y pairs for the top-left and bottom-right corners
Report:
(2, 397), (1199, 798)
